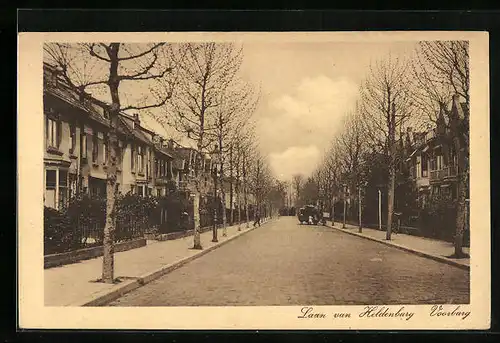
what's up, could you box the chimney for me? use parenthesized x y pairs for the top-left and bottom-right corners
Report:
(133, 113), (140, 125)
(452, 94), (466, 121)
(167, 139), (174, 150)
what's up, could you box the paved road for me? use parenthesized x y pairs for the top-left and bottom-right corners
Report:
(108, 216), (469, 306)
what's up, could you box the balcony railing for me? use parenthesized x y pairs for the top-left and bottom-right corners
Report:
(430, 165), (457, 181)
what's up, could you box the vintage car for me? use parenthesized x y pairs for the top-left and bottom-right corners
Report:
(297, 205), (321, 225)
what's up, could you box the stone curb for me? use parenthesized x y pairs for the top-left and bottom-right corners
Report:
(328, 223), (470, 271)
(76, 218), (273, 307)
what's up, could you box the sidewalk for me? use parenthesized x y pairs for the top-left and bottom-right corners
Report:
(45, 217), (273, 306)
(330, 221), (470, 270)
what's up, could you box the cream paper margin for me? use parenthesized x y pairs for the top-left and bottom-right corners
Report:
(18, 31), (490, 330)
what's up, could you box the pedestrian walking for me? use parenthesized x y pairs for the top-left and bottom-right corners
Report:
(253, 210), (261, 227)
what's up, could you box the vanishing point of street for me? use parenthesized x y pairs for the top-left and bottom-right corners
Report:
(108, 217), (469, 306)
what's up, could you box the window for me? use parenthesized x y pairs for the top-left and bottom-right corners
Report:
(81, 133), (88, 159)
(46, 117), (59, 148)
(59, 170), (68, 209)
(115, 145), (122, 169)
(89, 177), (106, 198)
(103, 139), (108, 164)
(69, 122), (76, 154)
(44, 169), (69, 209)
(92, 132), (99, 163)
(45, 170), (56, 208)
(436, 155), (443, 170)
(155, 159), (160, 177)
(69, 173), (77, 197)
(422, 154), (428, 177)
(146, 150), (150, 177)
(131, 144), (135, 171)
(137, 185), (145, 197)
(167, 160), (172, 178)
(138, 146), (144, 173)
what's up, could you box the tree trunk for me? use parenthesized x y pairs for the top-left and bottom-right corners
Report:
(102, 46), (120, 284)
(236, 180), (241, 230)
(386, 103), (396, 241)
(243, 157), (249, 228)
(219, 140), (227, 236)
(229, 145), (234, 225)
(193, 192), (202, 249)
(386, 162), (395, 240)
(102, 126), (118, 283)
(454, 138), (468, 257)
(220, 175), (227, 236)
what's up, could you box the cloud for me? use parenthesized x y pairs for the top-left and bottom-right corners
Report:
(269, 145), (321, 181)
(258, 75), (358, 178)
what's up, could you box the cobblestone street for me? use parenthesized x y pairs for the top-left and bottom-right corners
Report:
(108, 217), (470, 306)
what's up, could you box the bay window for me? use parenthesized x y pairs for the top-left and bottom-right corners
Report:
(58, 170), (68, 209)
(44, 168), (69, 210)
(45, 170), (57, 208)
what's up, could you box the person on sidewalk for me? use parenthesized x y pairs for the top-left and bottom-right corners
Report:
(253, 210), (261, 227)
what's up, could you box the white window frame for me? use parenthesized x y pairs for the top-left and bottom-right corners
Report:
(81, 133), (88, 159)
(103, 139), (108, 164)
(44, 168), (69, 210)
(47, 117), (59, 148)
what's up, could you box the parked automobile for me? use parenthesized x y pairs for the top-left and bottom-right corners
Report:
(298, 205), (320, 225)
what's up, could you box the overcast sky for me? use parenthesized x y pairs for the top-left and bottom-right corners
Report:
(235, 41), (418, 181)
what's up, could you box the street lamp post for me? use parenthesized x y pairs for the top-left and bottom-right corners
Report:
(358, 181), (368, 233)
(358, 186), (362, 233)
(332, 196), (335, 227)
(343, 184), (347, 229)
(211, 145), (219, 243)
(378, 189), (382, 231)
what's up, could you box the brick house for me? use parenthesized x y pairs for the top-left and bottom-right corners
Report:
(43, 63), (184, 209)
(406, 96), (469, 208)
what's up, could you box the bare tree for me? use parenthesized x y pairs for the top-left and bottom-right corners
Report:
(412, 41), (470, 257)
(292, 174), (305, 206)
(336, 104), (368, 203)
(44, 43), (175, 283)
(160, 43), (243, 249)
(206, 78), (259, 236)
(360, 53), (414, 240)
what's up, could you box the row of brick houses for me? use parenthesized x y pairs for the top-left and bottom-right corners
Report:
(43, 62), (248, 212)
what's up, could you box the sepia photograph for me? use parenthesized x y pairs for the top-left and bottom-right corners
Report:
(18, 31), (490, 330)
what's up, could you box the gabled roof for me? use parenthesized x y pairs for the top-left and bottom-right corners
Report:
(44, 81), (111, 128)
(118, 115), (154, 146)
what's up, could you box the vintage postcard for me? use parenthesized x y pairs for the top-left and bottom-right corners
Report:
(18, 31), (490, 330)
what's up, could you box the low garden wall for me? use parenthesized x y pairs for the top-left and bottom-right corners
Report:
(44, 237), (146, 269)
